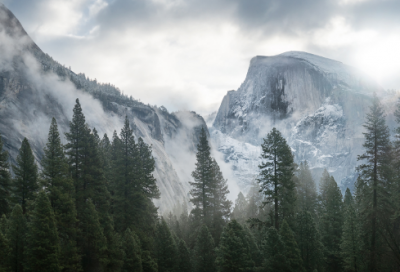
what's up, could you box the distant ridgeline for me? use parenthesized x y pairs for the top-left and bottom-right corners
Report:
(0, 3), (207, 211)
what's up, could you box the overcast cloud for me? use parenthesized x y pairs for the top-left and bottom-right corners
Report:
(2, 0), (400, 116)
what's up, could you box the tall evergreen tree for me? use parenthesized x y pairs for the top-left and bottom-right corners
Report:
(356, 93), (391, 272)
(155, 219), (177, 272)
(190, 127), (214, 225)
(258, 127), (296, 230)
(65, 98), (87, 202)
(209, 158), (231, 244)
(6, 204), (26, 272)
(41, 117), (81, 271)
(122, 228), (142, 272)
(0, 133), (11, 216)
(280, 220), (305, 272)
(137, 137), (160, 200)
(215, 220), (254, 272)
(296, 161), (317, 216)
(111, 117), (158, 244)
(341, 188), (362, 272)
(193, 225), (216, 272)
(11, 138), (39, 214)
(177, 239), (191, 272)
(25, 191), (60, 272)
(320, 174), (343, 272)
(189, 127), (231, 243)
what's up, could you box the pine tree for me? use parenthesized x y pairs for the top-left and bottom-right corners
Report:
(320, 174), (343, 272)
(177, 239), (191, 272)
(11, 138), (39, 214)
(216, 220), (254, 272)
(231, 192), (248, 224)
(263, 227), (289, 272)
(80, 199), (107, 272)
(99, 133), (112, 196)
(193, 225), (216, 272)
(137, 137), (160, 199)
(65, 98), (87, 202)
(155, 219), (177, 272)
(25, 191), (61, 272)
(6, 204), (26, 272)
(243, 225), (263, 267)
(209, 158), (231, 244)
(280, 220), (305, 272)
(258, 127), (296, 230)
(0, 133), (11, 216)
(190, 127), (214, 225)
(341, 188), (362, 272)
(41, 117), (81, 271)
(122, 228), (142, 272)
(65, 100), (111, 270)
(113, 116), (144, 233)
(356, 93), (391, 272)
(296, 211), (323, 272)
(297, 161), (317, 216)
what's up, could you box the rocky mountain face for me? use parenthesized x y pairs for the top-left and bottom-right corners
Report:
(212, 51), (398, 192)
(0, 4), (207, 211)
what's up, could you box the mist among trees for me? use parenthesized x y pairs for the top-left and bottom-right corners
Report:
(1, 93), (400, 271)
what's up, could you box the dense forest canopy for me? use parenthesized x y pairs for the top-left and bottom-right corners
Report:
(1, 93), (400, 271)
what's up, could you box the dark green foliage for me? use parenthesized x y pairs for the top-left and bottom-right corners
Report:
(341, 189), (362, 272)
(141, 250), (158, 272)
(258, 127), (296, 230)
(209, 158), (231, 245)
(319, 173), (343, 272)
(177, 239), (191, 272)
(41, 117), (81, 271)
(0, 214), (7, 234)
(190, 127), (214, 224)
(216, 220), (254, 272)
(297, 161), (317, 216)
(11, 138), (39, 214)
(6, 204), (26, 272)
(112, 117), (159, 234)
(122, 228), (142, 272)
(193, 225), (216, 272)
(102, 216), (124, 272)
(0, 227), (10, 272)
(189, 128), (231, 244)
(155, 218), (177, 272)
(243, 225), (263, 267)
(137, 137), (160, 200)
(0, 133), (11, 215)
(280, 220), (305, 272)
(25, 191), (60, 272)
(356, 93), (391, 271)
(296, 211), (323, 272)
(263, 227), (290, 272)
(80, 199), (107, 272)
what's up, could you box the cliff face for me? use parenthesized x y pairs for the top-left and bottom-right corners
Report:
(0, 4), (207, 211)
(212, 51), (395, 191)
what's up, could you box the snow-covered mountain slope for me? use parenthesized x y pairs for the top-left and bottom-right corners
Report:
(0, 4), (205, 211)
(212, 51), (398, 192)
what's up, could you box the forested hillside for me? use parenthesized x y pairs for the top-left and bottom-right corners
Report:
(1, 93), (400, 271)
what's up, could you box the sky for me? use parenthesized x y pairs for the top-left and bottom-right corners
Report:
(2, 0), (400, 117)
